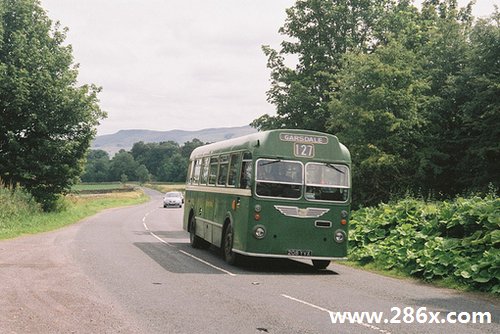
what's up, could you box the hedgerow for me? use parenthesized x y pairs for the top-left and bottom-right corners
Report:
(0, 185), (42, 230)
(349, 194), (499, 294)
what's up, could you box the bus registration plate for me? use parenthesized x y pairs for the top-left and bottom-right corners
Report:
(287, 249), (312, 256)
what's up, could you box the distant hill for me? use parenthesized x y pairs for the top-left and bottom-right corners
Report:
(92, 125), (257, 156)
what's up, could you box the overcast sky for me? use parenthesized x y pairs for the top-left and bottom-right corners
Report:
(40, 0), (498, 136)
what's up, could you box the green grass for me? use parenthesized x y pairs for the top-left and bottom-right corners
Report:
(0, 187), (148, 240)
(72, 182), (124, 191)
(71, 182), (136, 194)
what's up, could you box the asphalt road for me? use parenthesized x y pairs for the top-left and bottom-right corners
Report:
(0, 188), (498, 333)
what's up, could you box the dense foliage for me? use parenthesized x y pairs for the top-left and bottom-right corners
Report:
(0, 0), (105, 210)
(0, 184), (41, 229)
(253, 0), (499, 206)
(349, 194), (500, 294)
(82, 139), (205, 183)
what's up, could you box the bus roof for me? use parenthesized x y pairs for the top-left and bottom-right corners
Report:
(190, 129), (350, 163)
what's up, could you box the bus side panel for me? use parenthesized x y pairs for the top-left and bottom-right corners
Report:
(231, 196), (252, 253)
(185, 189), (207, 241)
(201, 192), (213, 243)
(212, 193), (229, 247)
(182, 191), (190, 232)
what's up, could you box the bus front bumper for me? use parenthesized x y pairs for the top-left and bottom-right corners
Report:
(232, 249), (347, 261)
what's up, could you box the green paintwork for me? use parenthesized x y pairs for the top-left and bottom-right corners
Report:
(183, 129), (351, 260)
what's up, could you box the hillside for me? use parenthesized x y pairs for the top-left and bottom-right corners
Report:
(92, 125), (257, 156)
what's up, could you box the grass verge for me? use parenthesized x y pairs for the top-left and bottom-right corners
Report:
(144, 182), (185, 193)
(0, 188), (148, 240)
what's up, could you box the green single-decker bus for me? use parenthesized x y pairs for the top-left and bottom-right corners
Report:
(183, 129), (351, 269)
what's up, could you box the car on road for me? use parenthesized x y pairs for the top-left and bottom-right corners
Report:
(163, 191), (184, 208)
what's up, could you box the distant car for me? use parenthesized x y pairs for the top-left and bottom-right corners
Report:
(163, 191), (184, 208)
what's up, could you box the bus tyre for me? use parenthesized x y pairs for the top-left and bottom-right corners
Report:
(312, 260), (330, 270)
(189, 216), (208, 249)
(223, 224), (239, 265)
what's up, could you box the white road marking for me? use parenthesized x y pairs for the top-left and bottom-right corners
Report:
(281, 294), (332, 313)
(281, 294), (391, 334)
(149, 231), (171, 246)
(142, 210), (236, 277)
(178, 249), (237, 277)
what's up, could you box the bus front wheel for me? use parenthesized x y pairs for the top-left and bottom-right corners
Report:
(312, 260), (330, 270)
(189, 216), (208, 249)
(222, 224), (240, 265)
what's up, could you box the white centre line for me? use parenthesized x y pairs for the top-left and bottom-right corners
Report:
(281, 294), (391, 334)
(142, 211), (237, 277)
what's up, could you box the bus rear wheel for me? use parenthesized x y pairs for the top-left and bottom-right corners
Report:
(189, 216), (209, 249)
(222, 224), (239, 265)
(312, 260), (330, 270)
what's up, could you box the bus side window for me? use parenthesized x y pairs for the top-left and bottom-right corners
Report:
(240, 152), (252, 189)
(217, 155), (230, 186)
(191, 159), (202, 184)
(200, 157), (210, 185)
(208, 156), (219, 185)
(227, 153), (241, 187)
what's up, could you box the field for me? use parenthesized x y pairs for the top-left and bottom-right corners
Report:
(71, 182), (135, 194)
(144, 182), (186, 193)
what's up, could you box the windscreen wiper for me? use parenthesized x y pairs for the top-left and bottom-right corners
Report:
(325, 163), (345, 174)
(260, 159), (282, 166)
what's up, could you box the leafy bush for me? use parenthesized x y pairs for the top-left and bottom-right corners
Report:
(349, 194), (500, 294)
(0, 185), (42, 229)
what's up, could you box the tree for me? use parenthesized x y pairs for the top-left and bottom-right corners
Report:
(0, 0), (105, 210)
(414, 0), (475, 195)
(328, 40), (430, 205)
(327, 0), (485, 205)
(180, 138), (205, 158)
(136, 164), (151, 184)
(131, 141), (179, 179)
(251, 0), (385, 131)
(453, 12), (500, 191)
(81, 150), (110, 182)
(162, 153), (187, 182)
(109, 150), (139, 182)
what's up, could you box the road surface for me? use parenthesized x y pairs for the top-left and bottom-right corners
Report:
(0, 188), (498, 333)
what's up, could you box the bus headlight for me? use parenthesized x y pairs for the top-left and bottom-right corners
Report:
(334, 230), (346, 243)
(253, 225), (266, 239)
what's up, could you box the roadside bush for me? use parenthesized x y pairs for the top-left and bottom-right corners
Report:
(0, 185), (42, 230)
(349, 194), (500, 294)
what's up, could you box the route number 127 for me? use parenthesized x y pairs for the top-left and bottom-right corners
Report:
(294, 143), (314, 157)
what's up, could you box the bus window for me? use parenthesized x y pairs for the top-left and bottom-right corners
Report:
(305, 162), (349, 202)
(191, 159), (202, 184)
(240, 152), (252, 189)
(208, 157), (219, 185)
(256, 159), (303, 199)
(200, 157), (210, 185)
(227, 153), (241, 187)
(217, 155), (229, 186)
